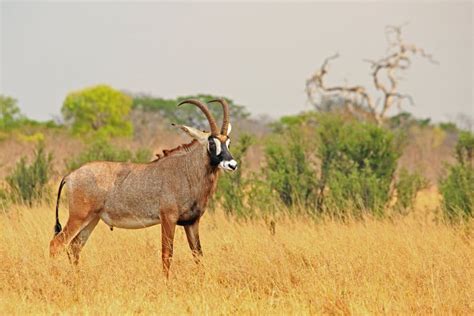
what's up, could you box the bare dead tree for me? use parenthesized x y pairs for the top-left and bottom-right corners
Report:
(306, 25), (438, 125)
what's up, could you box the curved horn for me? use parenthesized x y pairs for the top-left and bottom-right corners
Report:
(207, 98), (230, 135)
(177, 99), (219, 136)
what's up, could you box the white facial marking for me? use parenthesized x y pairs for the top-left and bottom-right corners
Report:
(213, 138), (222, 155)
(219, 159), (238, 171)
(226, 139), (231, 148)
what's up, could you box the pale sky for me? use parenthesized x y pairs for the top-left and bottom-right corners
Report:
(1, 1), (473, 122)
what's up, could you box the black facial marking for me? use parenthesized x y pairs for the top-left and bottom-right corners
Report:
(208, 136), (221, 166)
(207, 136), (234, 166)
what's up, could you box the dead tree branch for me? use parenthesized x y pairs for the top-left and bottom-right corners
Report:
(306, 25), (437, 125)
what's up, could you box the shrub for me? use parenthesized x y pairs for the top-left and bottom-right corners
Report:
(438, 122), (458, 133)
(215, 134), (254, 218)
(455, 131), (474, 167)
(440, 131), (474, 220)
(256, 113), (401, 217)
(246, 177), (281, 216)
(6, 142), (53, 206)
(325, 168), (392, 218)
(264, 127), (317, 210)
(394, 168), (428, 213)
(440, 165), (473, 220)
(316, 114), (401, 216)
(67, 139), (152, 171)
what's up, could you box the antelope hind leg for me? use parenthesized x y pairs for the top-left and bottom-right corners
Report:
(49, 216), (94, 258)
(68, 216), (100, 265)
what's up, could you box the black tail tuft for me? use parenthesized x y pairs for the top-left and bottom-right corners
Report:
(54, 177), (66, 236)
(54, 221), (62, 235)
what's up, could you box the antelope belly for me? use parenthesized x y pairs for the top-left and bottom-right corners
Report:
(100, 211), (161, 229)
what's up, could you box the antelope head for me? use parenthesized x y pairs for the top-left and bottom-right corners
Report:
(176, 98), (238, 172)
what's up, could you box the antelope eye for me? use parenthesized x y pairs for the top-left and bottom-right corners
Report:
(208, 140), (215, 150)
(208, 138), (222, 155)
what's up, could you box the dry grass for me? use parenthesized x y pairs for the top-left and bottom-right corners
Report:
(1, 196), (473, 315)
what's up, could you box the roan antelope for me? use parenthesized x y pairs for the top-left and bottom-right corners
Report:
(49, 99), (237, 276)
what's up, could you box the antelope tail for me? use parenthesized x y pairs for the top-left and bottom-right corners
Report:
(54, 177), (66, 235)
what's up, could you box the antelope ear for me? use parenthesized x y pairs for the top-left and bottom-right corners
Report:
(227, 123), (232, 135)
(173, 124), (210, 142)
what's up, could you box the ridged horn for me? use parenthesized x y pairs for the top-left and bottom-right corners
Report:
(177, 99), (219, 136)
(207, 98), (230, 135)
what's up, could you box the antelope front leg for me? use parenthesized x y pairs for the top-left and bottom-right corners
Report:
(184, 219), (203, 263)
(161, 215), (177, 278)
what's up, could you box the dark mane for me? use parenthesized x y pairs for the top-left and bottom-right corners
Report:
(151, 139), (200, 162)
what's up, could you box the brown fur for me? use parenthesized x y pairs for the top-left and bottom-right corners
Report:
(50, 139), (219, 276)
(216, 135), (229, 143)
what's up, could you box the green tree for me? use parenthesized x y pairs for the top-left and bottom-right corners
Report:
(132, 94), (250, 130)
(214, 134), (254, 218)
(62, 85), (133, 138)
(0, 95), (23, 130)
(440, 131), (474, 220)
(316, 114), (401, 216)
(264, 127), (317, 209)
(394, 168), (428, 213)
(455, 131), (474, 167)
(264, 113), (403, 217)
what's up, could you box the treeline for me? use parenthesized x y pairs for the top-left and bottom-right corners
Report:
(0, 85), (251, 207)
(216, 112), (473, 221)
(0, 85), (472, 221)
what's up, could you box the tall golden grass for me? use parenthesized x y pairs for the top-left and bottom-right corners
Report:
(1, 192), (473, 314)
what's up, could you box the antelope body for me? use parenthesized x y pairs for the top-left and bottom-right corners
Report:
(49, 99), (237, 275)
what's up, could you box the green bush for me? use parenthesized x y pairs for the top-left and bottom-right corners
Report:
(246, 177), (281, 216)
(440, 165), (473, 220)
(395, 168), (428, 213)
(6, 142), (53, 206)
(67, 139), (152, 171)
(325, 168), (391, 218)
(264, 127), (317, 210)
(440, 131), (474, 220)
(455, 131), (474, 167)
(316, 114), (401, 216)
(255, 113), (402, 217)
(215, 134), (254, 218)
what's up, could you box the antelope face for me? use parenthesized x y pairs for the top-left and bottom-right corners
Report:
(177, 98), (238, 172)
(208, 136), (238, 171)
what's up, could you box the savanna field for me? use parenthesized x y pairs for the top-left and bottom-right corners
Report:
(0, 97), (473, 315)
(1, 191), (473, 315)
(1, 40), (473, 315)
(2, 2), (473, 315)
